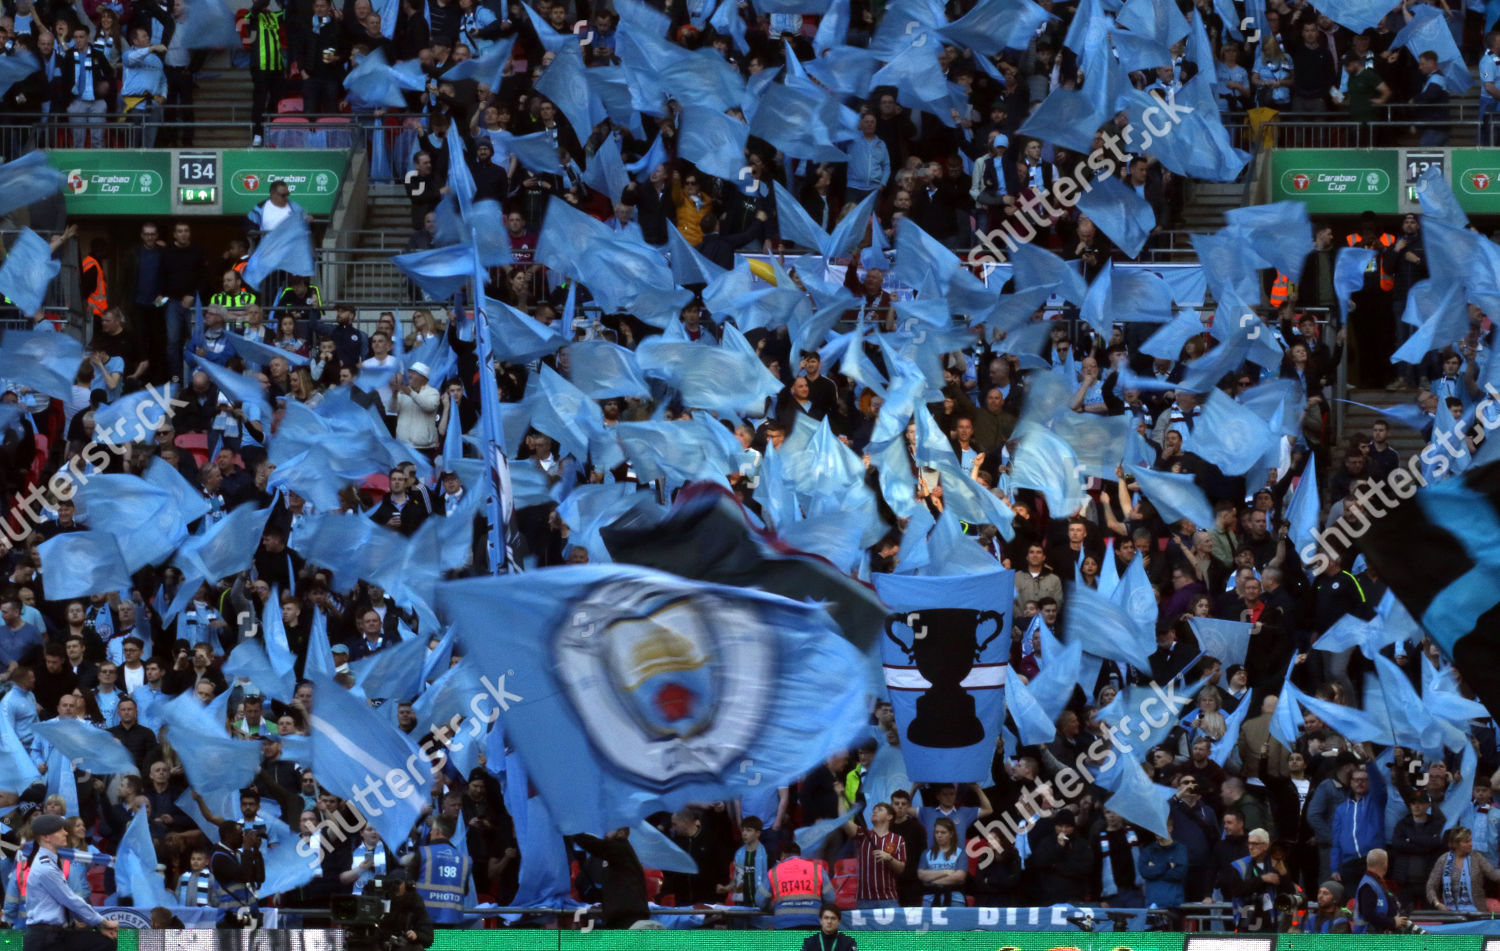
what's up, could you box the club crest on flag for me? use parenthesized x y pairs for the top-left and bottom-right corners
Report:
(555, 579), (774, 784)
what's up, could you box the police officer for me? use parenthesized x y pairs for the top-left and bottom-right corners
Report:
(411, 815), (471, 926)
(22, 814), (118, 951)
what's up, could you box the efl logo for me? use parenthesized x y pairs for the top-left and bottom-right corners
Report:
(242, 173), (261, 191)
(1474, 173), (1491, 190)
(1292, 173), (1310, 191)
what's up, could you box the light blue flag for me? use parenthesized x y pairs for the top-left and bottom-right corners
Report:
(1011, 242), (1089, 305)
(1334, 246), (1376, 322)
(748, 82), (848, 163)
(1078, 176), (1156, 261)
(1297, 689), (1389, 744)
(1063, 581), (1157, 669)
(1319, 0), (1401, 32)
(483, 298), (566, 363)
(391, 244), (474, 302)
(677, 105), (750, 185)
(161, 708), (264, 793)
(937, 0), (1054, 54)
(1188, 617), (1252, 670)
(1269, 670), (1305, 747)
(0, 50), (39, 99)
(1188, 9), (1217, 84)
(710, 0), (750, 52)
(144, 458), (212, 525)
(409, 659), (487, 745)
(793, 807), (861, 856)
(520, 0), (576, 52)
(0, 228), (59, 316)
(305, 609), (336, 683)
(1010, 423), (1085, 514)
(259, 839), (319, 897)
(439, 566), (870, 833)
(489, 130), (567, 175)
(1391, 4), (1472, 93)
(1186, 389), (1277, 472)
(1393, 281), (1470, 364)
(189, 353), (270, 410)
(1127, 464), (1214, 528)
(565, 341), (651, 399)
(666, 221), (724, 287)
(582, 133), (630, 204)
(873, 569), (1013, 782)
(1104, 757), (1172, 838)
(1224, 201), (1313, 282)
(343, 49), (426, 109)
(350, 629), (429, 702)
(1109, 24), (1175, 71)
(1415, 164), (1468, 228)
(45, 749), (78, 816)
(1210, 691), (1252, 764)
(1285, 453), (1321, 561)
(175, 504), (272, 582)
(504, 751), (577, 910)
(1373, 653), (1444, 751)
(1116, 0), (1190, 45)
(243, 214), (314, 289)
(1016, 87), (1105, 154)
(33, 718), (136, 775)
(37, 532), (131, 598)
(75, 475), (187, 572)
(0, 152), (65, 218)
(225, 332), (312, 372)
(635, 336), (782, 416)
(119, 809), (174, 906)
(0, 328), (82, 398)
(310, 676), (433, 847)
(222, 638), (294, 702)
(624, 133), (670, 183)
(526, 364), (602, 462)
(536, 41), (600, 142)
(804, 46), (878, 95)
(441, 34), (516, 86)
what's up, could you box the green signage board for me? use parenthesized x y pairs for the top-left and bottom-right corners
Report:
(222, 149), (347, 215)
(1450, 149), (1500, 213)
(1269, 149), (1399, 214)
(49, 150), (171, 215)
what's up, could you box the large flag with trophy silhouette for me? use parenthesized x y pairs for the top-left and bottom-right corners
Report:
(874, 569), (1014, 782)
(1359, 458), (1500, 722)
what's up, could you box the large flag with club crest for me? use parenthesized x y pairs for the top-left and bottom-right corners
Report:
(437, 565), (870, 834)
(872, 569), (1014, 782)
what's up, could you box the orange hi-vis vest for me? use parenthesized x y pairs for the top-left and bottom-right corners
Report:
(767, 856), (829, 924)
(1271, 271), (1293, 308)
(1346, 232), (1395, 292)
(80, 255), (107, 317)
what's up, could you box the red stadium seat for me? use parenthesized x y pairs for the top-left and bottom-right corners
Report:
(175, 433), (210, 468)
(643, 869), (664, 902)
(277, 97), (305, 114)
(833, 858), (858, 909)
(268, 117), (312, 149)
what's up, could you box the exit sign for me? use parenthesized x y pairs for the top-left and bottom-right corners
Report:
(179, 187), (217, 203)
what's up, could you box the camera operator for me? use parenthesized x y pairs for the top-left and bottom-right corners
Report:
(377, 873), (433, 951)
(1354, 849), (1411, 933)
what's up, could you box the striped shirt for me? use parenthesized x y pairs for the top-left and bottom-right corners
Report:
(250, 10), (284, 71)
(854, 828), (905, 903)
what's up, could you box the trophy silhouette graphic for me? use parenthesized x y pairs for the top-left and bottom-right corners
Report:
(885, 608), (1003, 748)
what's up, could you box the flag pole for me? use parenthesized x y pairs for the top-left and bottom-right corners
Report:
(470, 229), (512, 574)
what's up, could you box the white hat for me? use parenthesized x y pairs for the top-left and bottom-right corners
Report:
(409, 361), (431, 379)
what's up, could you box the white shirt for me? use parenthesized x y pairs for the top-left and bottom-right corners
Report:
(259, 199), (293, 234)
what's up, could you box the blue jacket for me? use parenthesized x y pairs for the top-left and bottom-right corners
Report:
(1139, 840), (1187, 908)
(1332, 767), (1387, 870)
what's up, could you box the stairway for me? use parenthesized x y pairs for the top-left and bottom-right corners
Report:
(1340, 386), (1427, 460)
(340, 184), (416, 303)
(1177, 181), (1246, 234)
(188, 52), (255, 149)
